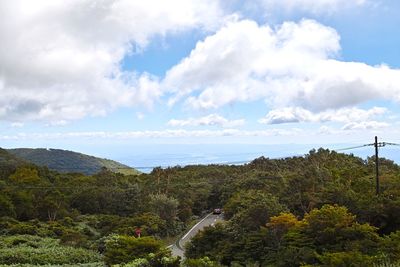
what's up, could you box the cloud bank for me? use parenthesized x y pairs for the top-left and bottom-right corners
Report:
(259, 0), (368, 14)
(164, 19), (400, 116)
(0, 0), (222, 122)
(0, 0), (397, 134)
(0, 128), (302, 140)
(259, 107), (387, 124)
(168, 114), (245, 128)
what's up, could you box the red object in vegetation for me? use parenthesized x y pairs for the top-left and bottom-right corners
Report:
(135, 228), (141, 237)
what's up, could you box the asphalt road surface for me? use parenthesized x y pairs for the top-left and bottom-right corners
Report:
(170, 213), (223, 258)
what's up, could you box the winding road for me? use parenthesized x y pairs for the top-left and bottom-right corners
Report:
(169, 213), (223, 258)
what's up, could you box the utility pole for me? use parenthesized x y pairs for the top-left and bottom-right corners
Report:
(374, 136), (380, 195)
(335, 136), (400, 195)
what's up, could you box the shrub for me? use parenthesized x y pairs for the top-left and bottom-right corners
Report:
(317, 251), (375, 266)
(103, 234), (163, 265)
(116, 249), (181, 267)
(183, 257), (222, 267)
(0, 235), (102, 265)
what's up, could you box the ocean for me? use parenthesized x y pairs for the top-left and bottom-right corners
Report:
(98, 144), (400, 173)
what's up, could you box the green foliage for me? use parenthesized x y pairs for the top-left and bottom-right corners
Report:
(187, 205), (389, 266)
(224, 190), (287, 231)
(183, 257), (223, 267)
(374, 262), (400, 267)
(9, 167), (41, 184)
(0, 195), (16, 218)
(317, 251), (375, 267)
(0, 264), (104, 267)
(149, 194), (179, 223)
(185, 223), (228, 261)
(71, 180), (141, 216)
(0, 235), (101, 265)
(0, 148), (27, 179)
(260, 205), (383, 266)
(380, 231), (400, 263)
(2, 147), (400, 265)
(8, 148), (139, 175)
(119, 258), (149, 267)
(129, 213), (168, 237)
(79, 213), (168, 239)
(103, 234), (163, 265)
(116, 250), (180, 267)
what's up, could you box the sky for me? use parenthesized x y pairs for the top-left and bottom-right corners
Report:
(1, 0), (400, 155)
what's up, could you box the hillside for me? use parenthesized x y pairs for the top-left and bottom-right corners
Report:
(1, 148), (400, 266)
(7, 148), (139, 175)
(0, 148), (26, 166)
(0, 148), (30, 179)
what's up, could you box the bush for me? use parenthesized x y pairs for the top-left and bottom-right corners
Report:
(0, 263), (104, 267)
(103, 234), (163, 265)
(0, 235), (102, 265)
(0, 194), (16, 218)
(116, 249), (181, 267)
(183, 257), (222, 267)
(317, 251), (375, 266)
(60, 229), (89, 247)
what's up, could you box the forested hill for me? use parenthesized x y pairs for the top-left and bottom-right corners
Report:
(0, 148), (26, 166)
(2, 148), (400, 266)
(0, 148), (29, 179)
(7, 148), (139, 175)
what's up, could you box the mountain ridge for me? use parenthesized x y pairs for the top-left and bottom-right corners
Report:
(7, 148), (139, 175)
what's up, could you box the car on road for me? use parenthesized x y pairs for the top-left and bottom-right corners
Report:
(213, 208), (222, 215)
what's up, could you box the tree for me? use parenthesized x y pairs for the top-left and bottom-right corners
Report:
(185, 223), (229, 261)
(149, 194), (179, 223)
(0, 194), (16, 218)
(266, 212), (301, 249)
(37, 190), (66, 221)
(224, 190), (287, 231)
(9, 166), (41, 184)
(104, 234), (164, 265)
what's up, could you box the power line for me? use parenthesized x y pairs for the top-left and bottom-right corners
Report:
(382, 142), (400, 146)
(334, 144), (373, 152)
(331, 137), (400, 195)
(333, 142), (400, 152)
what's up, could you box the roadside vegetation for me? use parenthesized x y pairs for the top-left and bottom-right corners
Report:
(1, 147), (400, 266)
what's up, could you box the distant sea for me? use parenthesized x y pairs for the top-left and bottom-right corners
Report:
(95, 144), (400, 173)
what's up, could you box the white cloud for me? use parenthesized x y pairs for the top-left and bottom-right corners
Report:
(318, 125), (333, 134)
(259, 0), (368, 15)
(341, 121), (389, 131)
(0, 128), (302, 140)
(0, 0), (223, 122)
(259, 107), (313, 124)
(317, 123), (389, 136)
(136, 112), (145, 120)
(45, 120), (68, 127)
(163, 19), (400, 112)
(168, 114), (245, 128)
(11, 122), (24, 128)
(259, 107), (387, 124)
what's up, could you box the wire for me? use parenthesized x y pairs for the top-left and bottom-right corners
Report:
(333, 144), (373, 152)
(329, 140), (400, 153)
(384, 142), (400, 146)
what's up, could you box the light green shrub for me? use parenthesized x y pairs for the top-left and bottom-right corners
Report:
(0, 235), (102, 265)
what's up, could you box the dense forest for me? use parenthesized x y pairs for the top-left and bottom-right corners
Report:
(7, 148), (139, 175)
(1, 147), (400, 266)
